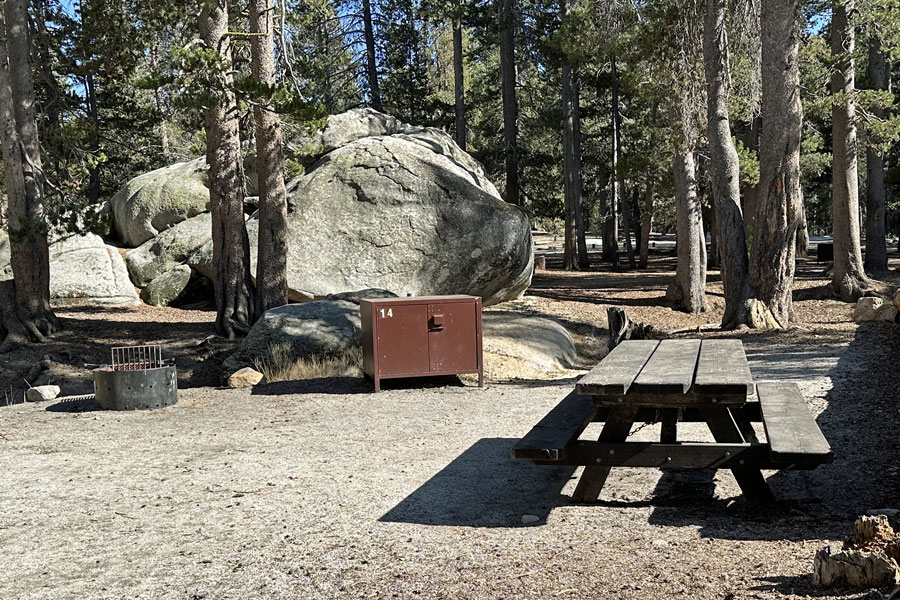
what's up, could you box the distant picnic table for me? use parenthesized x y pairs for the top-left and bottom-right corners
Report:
(513, 339), (833, 503)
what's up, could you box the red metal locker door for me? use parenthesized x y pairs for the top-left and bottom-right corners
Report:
(427, 302), (477, 373)
(376, 303), (429, 376)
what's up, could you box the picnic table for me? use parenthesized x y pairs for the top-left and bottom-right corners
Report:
(512, 339), (833, 503)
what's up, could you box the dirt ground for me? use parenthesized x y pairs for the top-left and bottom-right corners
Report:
(1, 247), (900, 599)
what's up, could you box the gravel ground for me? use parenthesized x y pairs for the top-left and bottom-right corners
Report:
(1, 252), (899, 599)
(2, 324), (899, 599)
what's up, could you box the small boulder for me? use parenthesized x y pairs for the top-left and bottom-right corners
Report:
(25, 385), (60, 402)
(126, 213), (212, 286)
(224, 299), (362, 371)
(853, 297), (898, 322)
(140, 265), (193, 307)
(227, 367), (264, 388)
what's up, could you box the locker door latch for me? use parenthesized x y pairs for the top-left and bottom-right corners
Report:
(430, 314), (445, 331)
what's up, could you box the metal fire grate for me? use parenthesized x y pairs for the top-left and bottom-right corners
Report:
(111, 344), (164, 372)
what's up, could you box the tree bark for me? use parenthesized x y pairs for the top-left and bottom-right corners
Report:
(864, 36), (889, 274)
(829, 0), (872, 301)
(250, 0), (288, 316)
(796, 189), (810, 255)
(703, 0), (749, 329)
(1, 0), (58, 345)
(666, 144), (708, 314)
(362, 0), (382, 112)
(561, 9), (588, 271)
(638, 184), (653, 269)
(201, 0), (255, 338)
(498, 0), (519, 205)
(621, 185), (636, 269)
(740, 0), (803, 328)
(452, 5), (466, 151)
(602, 57), (622, 265)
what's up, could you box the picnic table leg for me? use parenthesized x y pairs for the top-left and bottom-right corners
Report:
(571, 405), (637, 503)
(660, 408), (679, 443)
(701, 407), (775, 503)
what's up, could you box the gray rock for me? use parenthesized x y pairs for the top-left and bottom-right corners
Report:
(853, 297), (898, 322)
(109, 157), (209, 247)
(140, 265), (193, 306)
(25, 385), (60, 402)
(271, 134), (532, 305)
(47, 234), (139, 305)
(0, 229), (10, 281)
(225, 299), (362, 370)
(299, 107), (407, 156)
(520, 514), (540, 525)
(325, 289), (398, 304)
(126, 213), (212, 287)
(482, 312), (577, 372)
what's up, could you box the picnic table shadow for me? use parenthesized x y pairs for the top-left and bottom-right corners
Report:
(379, 437), (576, 528)
(642, 323), (900, 542)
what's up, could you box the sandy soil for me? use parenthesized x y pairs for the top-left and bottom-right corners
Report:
(1, 249), (900, 599)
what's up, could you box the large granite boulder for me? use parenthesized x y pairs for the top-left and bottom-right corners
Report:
(0, 232), (137, 304)
(110, 157), (209, 247)
(125, 212), (212, 287)
(267, 131), (532, 305)
(48, 234), (138, 305)
(853, 296), (898, 322)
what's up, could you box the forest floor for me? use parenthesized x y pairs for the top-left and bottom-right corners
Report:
(1, 245), (900, 599)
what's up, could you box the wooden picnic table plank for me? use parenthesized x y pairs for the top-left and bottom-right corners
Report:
(757, 382), (833, 463)
(693, 339), (754, 396)
(510, 390), (596, 461)
(575, 340), (660, 395)
(630, 339), (701, 394)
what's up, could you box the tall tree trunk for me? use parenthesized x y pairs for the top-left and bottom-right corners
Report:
(85, 73), (101, 205)
(561, 10), (588, 271)
(0, 0), (58, 346)
(452, 5), (466, 150)
(250, 0), (288, 316)
(362, 0), (382, 111)
(666, 145), (708, 313)
(602, 59), (621, 265)
(703, 0), (749, 329)
(498, 0), (519, 205)
(201, 0), (255, 338)
(796, 189), (810, 255)
(621, 185), (636, 269)
(830, 0), (871, 300)
(740, 0), (803, 329)
(638, 184), (653, 269)
(864, 36), (889, 274)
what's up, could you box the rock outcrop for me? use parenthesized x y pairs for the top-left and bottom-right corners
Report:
(117, 109), (533, 307)
(109, 158), (209, 247)
(126, 213), (212, 287)
(47, 234), (139, 305)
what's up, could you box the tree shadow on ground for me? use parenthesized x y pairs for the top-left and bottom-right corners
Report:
(379, 437), (576, 528)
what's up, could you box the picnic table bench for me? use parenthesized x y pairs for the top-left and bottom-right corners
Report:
(512, 339), (833, 502)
